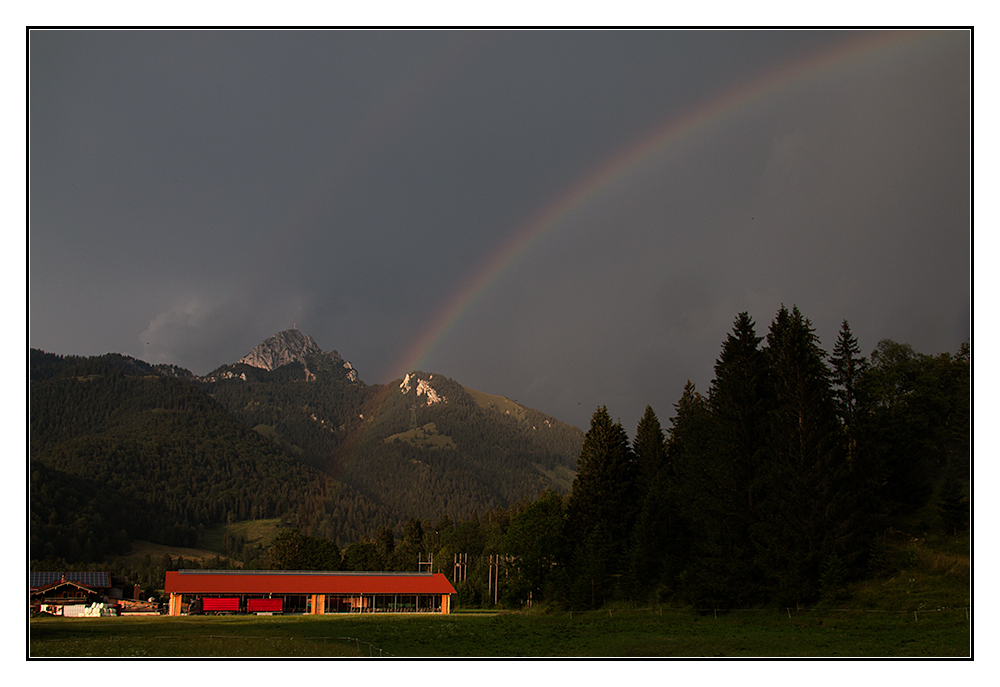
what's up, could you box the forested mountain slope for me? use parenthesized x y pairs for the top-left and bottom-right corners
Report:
(29, 335), (584, 564)
(198, 355), (583, 529)
(29, 313), (969, 615)
(29, 353), (390, 561)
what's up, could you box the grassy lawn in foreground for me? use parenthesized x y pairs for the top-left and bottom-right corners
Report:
(29, 608), (970, 658)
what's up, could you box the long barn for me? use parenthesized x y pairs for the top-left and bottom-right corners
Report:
(164, 570), (457, 616)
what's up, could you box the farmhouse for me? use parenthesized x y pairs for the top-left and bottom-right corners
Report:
(164, 570), (457, 615)
(30, 572), (118, 616)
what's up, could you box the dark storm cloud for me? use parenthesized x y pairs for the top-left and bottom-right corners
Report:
(29, 30), (969, 430)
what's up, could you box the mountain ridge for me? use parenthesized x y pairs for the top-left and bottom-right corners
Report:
(234, 328), (359, 382)
(29, 329), (583, 562)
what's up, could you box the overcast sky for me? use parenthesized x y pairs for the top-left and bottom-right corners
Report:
(28, 30), (969, 430)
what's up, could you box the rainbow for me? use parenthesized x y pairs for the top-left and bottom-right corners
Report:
(390, 30), (945, 381)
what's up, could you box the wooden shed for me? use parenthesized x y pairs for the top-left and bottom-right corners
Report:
(164, 570), (457, 616)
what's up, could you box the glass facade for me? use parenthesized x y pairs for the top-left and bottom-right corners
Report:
(323, 594), (442, 613)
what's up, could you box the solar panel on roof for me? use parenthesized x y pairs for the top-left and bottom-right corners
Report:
(29, 572), (111, 588)
(30, 572), (60, 588)
(68, 572), (110, 587)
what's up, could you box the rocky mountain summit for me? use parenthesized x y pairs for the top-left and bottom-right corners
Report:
(223, 328), (359, 383)
(238, 329), (324, 371)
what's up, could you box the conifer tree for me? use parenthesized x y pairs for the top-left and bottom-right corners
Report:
(666, 381), (710, 474)
(830, 320), (866, 429)
(757, 305), (846, 605)
(628, 406), (670, 600)
(676, 313), (771, 607)
(827, 320), (885, 564)
(659, 380), (710, 598)
(633, 405), (667, 487)
(563, 406), (638, 607)
(709, 311), (770, 519)
(374, 525), (395, 568)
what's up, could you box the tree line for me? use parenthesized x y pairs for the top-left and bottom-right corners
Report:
(243, 305), (968, 611)
(28, 355), (396, 560)
(555, 306), (968, 609)
(28, 350), (581, 567)
(30, 306), (969, 611)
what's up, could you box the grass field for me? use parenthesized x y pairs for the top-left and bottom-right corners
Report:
(464, 386), (528, 422)
(29, 607), (970, 658)
(383, 422), (458, 450)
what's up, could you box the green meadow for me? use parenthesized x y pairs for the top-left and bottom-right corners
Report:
(29, 607), (969, 658)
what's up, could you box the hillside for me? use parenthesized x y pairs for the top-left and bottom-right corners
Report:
(28, 352), (392, 562)
(29, 333), (584, 564)
(28, 318), (969, 621)
(198, 344), (584, 531)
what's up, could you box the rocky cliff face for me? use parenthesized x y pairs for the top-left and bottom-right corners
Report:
(233, 329), (360, 383)
(238, 329), (323, 371)
(399, 372), (446, 405)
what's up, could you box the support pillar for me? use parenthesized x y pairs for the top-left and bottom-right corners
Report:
(168, 593), (183, 616)
(310, 593), (325, 615)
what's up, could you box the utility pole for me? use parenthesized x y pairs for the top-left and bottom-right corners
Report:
(489, 555), (501, 605)
(418, 553), (433, 573)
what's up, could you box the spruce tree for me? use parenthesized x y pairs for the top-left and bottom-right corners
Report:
(628, 406), (670, 600)
(633, 405), (667, 487)
(830, 320), (866, 429)
(709, 311), (769, 519)
(660, 380), (709, 599)
(666, 381), (710, 473)
(374, 525), (395, 568)
(828, 320), (884, 566)
(757, 305), (846, 605)
(676, 314), (771, 607)
(563, 406), (638, 607)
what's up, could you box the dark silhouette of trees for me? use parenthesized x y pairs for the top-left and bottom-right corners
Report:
(30, 308), (969, 611)
(563, 407), (638, 608)
(267, 529), (342, 570)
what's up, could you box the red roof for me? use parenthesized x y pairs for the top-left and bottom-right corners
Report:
(165, 571), (457, 595)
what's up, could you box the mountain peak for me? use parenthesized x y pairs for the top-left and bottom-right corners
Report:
(238, 329), (324, 372)
(400, 371), (446, 406)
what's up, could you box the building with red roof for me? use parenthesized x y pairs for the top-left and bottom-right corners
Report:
(164, 570), (457, 616)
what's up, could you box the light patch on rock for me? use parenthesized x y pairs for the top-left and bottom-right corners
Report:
(343, 361), (358, 382)
(416, 378), (444, 406)
(203, 369), (247, 382)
